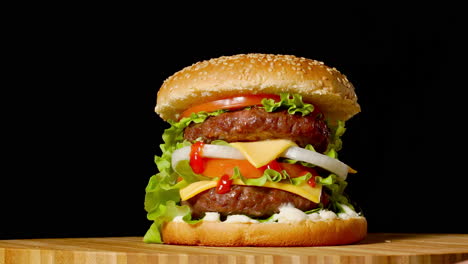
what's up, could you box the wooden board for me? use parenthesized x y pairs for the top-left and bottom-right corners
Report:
(1, 233), (467, 264)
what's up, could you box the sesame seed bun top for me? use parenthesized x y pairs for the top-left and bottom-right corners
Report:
(155, 54), (360, 122)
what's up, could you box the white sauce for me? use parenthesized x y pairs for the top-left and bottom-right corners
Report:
(225, 215), (259, 223)
(171, 203), (362, 223)
(203, 212), (221, 222)
(338, 203), (359, 220)
(275, 204), (308, 223)
(319, 210), (337, 220)
(308, 213), (321, 221)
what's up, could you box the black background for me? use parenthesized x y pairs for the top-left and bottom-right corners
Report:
(2, 9), (465, 239)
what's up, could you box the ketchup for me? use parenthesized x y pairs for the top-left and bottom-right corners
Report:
(307, 176), (317, 188)
(303, 168), (318, 188)
(190, 141), (205, 174)
(259, 160), (282, 173)
(216, 174), (232, 194)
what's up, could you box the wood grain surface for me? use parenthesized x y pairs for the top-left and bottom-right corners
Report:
(0, 233), (467, 264)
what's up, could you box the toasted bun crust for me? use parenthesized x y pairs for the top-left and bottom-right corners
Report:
(156, 54), (360, 122)
(161, 217), (367, 246)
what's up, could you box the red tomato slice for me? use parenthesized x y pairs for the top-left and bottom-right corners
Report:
(280, 163), (318, 187)
(201, 159), (317, 179)
(259, 160), (283, 173)
(279, 163), (318, 178)
(180, 94), (280, 119)
(202, 159), (264, 179)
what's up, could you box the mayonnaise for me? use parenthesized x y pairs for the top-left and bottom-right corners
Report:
(225, 215), (259, 223)
(171, 203), (362, 223)
(203, 212), (221, 222)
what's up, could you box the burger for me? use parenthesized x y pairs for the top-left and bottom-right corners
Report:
(144, 53), (367, 246)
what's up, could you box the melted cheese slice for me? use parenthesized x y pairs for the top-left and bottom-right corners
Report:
(180, 179), (322, 203)
(230, 139), (297, 168)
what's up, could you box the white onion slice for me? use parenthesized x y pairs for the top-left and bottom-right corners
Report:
(281, 147), (348, 180)
(203, 144), (245, 160)
(171, 146), (191, 170)
(171, 144), (349, 180)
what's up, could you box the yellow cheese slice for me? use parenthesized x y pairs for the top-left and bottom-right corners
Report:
(180, 179), (322, 203)
(179, 180), (217, 201)
(230, 139), (297, 168)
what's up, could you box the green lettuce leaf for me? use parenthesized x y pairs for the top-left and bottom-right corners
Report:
(290, 172), (312, 185)
(143, 223), (161, 243)
(315, 174), (355, 212)
(144, 174), (180, 221)
(173, 160), (211, 183)
(263, 169), (286, 182)
(325, 120), (346, 157)
(261, 93), (314, 116)
(304, 207), (322, 214)
(257, 214), (278, 223)
(143, 201), (191, 243)
(144, 111), (224, 243)
(240, 173), (268, 186)
(234, 166), (288, 186)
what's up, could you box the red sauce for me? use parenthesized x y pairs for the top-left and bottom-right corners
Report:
(304, 168), (318, 188)
(307, 176), (317, 188)
(259, 160), (283, 173)
(190, 141), (205, 174)
(216, 174), (232, 194)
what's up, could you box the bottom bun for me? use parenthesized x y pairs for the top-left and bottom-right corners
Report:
(161, 217), (367, 246)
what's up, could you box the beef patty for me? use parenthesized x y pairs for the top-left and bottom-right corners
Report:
(184, 107), (330, 152)
(182, 185), (329, 219)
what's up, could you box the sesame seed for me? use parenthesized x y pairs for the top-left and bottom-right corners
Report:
(159, 54), (353, 95)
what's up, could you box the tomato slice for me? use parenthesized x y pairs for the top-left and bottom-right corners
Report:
(279, 163), (318, 178)
(202, 159), (263, 179)
(201, 159), (318, 180)
(259, 160), (283, 173)
(180, 94), (280, 119)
